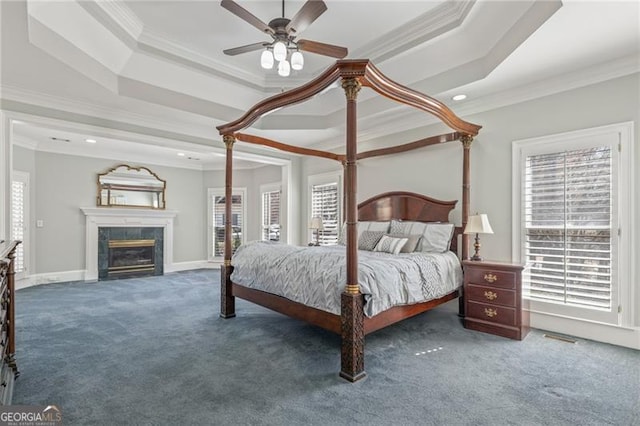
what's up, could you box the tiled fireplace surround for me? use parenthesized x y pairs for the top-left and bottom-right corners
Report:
(81, 208), (177, 281)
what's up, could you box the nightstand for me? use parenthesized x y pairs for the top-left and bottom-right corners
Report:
(463, 260), (529, 340)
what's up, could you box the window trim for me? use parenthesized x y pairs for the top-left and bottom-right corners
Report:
(512, 122), (634, 327)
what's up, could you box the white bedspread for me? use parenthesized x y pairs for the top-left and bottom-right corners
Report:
(230, 241), (462, 317)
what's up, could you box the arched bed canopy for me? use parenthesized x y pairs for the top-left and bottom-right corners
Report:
(217, 59), (481, 382)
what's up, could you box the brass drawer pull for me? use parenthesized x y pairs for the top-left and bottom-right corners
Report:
(484, 273), (497, 283)
(484, 291), (498, 301)
(484, 308), (498, 318)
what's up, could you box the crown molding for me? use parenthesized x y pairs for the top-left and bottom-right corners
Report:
(137, 28), (268, 91)
(313, 54), (640, 151)
(450, 54), (640, 121)
(352, 0), (476, 63)
(83, 0), (478, 93)
(0, 84), (211, 140)
(91, 0), (144, 40)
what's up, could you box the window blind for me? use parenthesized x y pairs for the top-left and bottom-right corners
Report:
(524, 146), (613, 310)
(11, 181), (25, 273)
(311, 182), (338, 245)
(213, 194), (244, 257)
(262, 190), (280, 241)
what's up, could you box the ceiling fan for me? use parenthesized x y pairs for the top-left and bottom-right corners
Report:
(221, 0), (348, 76)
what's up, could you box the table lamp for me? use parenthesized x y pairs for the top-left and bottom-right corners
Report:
(464, 213), (493, 261)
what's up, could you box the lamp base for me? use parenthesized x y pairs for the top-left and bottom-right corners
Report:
(471, 233), (482, 261)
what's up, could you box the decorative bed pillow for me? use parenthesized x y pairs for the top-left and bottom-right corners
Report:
(387, 234), (421, 253)
(390, 220), (454, 253)
(358, 231), (385, 251)
(373, 235), (408, 255)
(338, 221), (390, 245)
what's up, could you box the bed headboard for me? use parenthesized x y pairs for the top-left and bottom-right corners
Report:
(357, 191), (461, 256)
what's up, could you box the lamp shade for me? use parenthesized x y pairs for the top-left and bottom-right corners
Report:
(277, 59), (290, 77)
(291, 51), (304, 70)
(309, 217), (324, 230)
(464, 214), (494, 234)
(260, 50), (274, 69)
(273, 41), (287, 62)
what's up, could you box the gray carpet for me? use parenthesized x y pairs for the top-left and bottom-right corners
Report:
(13, 270), (640, 425)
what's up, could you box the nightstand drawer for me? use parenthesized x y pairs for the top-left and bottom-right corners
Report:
(467, 301), (516, 326)
(465, 268), (516, 289)
(466, 284), (516, 307)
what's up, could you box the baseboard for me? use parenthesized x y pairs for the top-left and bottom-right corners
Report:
(165, 260), (218, 273)
(17, 270), (87, 290)
(16, 261), (218, 290)
(530, 311), (640, 350)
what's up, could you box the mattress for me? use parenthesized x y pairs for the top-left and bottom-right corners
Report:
(230, 241), (463, 317)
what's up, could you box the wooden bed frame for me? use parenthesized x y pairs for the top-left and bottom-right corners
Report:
(216, 59), (481, 382)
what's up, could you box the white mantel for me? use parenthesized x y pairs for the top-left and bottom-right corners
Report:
(81, 207), (178, 281)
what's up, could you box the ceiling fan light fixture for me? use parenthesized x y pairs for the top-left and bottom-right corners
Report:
(291, 51), (304, 70)
(273, 41), (287, 62)
(260, 50), (274, 69)
(277, 59), (291, 77)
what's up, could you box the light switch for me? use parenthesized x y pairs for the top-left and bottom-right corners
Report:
(36, 220), (44, 228)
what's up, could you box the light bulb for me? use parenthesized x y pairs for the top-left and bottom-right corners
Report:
(273, 41), (287, 62)
(277, 60), (290, 77)
(260, 50), (274, 69)
(291, 51), (304, 71)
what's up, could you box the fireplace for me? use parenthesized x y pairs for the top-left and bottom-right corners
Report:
(97, 227), (164, 280)
(108, 239), (155, 277)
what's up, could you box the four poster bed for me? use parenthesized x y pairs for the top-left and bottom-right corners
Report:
(216, 59), (481, 382)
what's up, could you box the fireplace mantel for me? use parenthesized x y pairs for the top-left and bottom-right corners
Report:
(81, 207), (178, 281)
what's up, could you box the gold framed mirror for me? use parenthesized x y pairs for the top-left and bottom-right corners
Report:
(97, 164), (166, 209)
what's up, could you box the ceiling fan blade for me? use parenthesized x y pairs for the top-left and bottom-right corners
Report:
(297, 39), (348, 59)
(220, 0), (274, 35)
(286, 0), (327, 35)
(223, 42), (269, 56)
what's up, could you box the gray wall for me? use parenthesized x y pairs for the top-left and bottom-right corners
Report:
(12, 148), (284, 274)
(14, 150), (206, 273)
(301, 73), (640, 326)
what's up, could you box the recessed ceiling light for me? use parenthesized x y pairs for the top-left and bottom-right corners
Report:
(85, 138), (97, 143)
(452, 94), (467, 101)
(177, 152), (185, 157)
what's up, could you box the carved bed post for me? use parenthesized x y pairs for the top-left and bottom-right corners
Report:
(460, 134), (473, 260)
(340, 76), (366, 382)
(220, 134), (236, 319)
(459, 134), (473, 316)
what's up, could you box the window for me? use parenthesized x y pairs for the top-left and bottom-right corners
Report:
(311, 181), (339, 245)
(513, 123), (633, 326)
(11, 172), (28, 276)
(208, 188), (246, 259)
(261, 188), (280, 242)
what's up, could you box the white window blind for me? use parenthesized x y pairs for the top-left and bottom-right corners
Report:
(524, 146), (613, 310)
(212, 193), (244, 257)
(311, 182), (339, 245)
(262, 190), (280, 241)
(11, 180), (25, 273)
